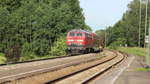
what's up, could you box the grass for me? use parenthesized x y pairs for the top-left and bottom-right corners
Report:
(117, 47), (146, 57)
(116, 47), (150, 70)
(0, 52), (63, 64)
(0, 53), (5, 64)
(0, 52), (64, 64)
(136, 68), (150, 71)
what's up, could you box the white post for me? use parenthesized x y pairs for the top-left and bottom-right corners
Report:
(139, 0), (142, 47)
(144, 0), (148, 48)
(147, 22), (150, 67)
(145, 0), (150, 67)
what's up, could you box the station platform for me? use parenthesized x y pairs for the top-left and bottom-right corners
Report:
(115, 55), (150, 84)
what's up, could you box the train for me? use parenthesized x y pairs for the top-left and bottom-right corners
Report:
(66, 29), (104, 55)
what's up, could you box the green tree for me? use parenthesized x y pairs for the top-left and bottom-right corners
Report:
(0, 0), (90, 62)
(106, 0), (150, 47)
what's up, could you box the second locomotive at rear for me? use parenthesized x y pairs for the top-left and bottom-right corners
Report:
(66, 29), (104, 55)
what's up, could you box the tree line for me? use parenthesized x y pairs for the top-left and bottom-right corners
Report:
(0, 0), (91, 63)
(96, 0), (150, 48)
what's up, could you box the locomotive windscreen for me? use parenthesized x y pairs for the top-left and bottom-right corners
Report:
(69, 32), (75, 36)
(77, 33), (82, 36)
(69, 32), (83, 37)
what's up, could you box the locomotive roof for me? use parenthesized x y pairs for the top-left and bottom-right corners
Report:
(69, 29), (101, 38)
(69, 29), (92, 34)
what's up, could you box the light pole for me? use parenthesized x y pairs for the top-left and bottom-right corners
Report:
(147, 21), (150, 67)
(139, 0), (142, 47)
(146, 0), (150, 67)
(144, 0), (149, 48)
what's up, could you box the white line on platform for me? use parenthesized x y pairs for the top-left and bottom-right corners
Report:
(109, 56), (135, 84)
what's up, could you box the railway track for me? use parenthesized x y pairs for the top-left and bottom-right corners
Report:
(81, 52), (126, 84)
(0, 51), (110, 84)
(43, 51), (126, 84)
(0, 54), (80, 66)
(0, 50), (126, 84)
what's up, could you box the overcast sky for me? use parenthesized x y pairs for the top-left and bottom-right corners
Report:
(79, 0), (133, 31)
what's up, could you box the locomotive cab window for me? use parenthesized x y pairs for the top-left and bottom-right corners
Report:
(85, 33), (90, 38)
(69, 32), (75, 36)
(85, 33), (88, 37)
(77, 33), (82, 36)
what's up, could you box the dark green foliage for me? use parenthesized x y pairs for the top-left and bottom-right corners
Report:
(0, 0), (91, 62)
(105, 0), (150, 47)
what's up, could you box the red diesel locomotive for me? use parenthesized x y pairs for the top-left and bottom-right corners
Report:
(66, 29), (104, 55)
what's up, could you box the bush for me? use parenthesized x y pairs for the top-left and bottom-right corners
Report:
(109, 42), (120, 50)
(0, 53), (5, 64)
(108, 38), (126, 50)
(21, 42), (36, 61)
(20, 52), (36, 61)
(32, 39), (50, 56)
(49, 36), (67, 56)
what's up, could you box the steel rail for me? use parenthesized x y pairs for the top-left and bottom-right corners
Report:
(0, 50), (104, 66)
(43, 51), (118, 84)
(0, 54), (83, 66)
(81, 52), (126, 84)
(0, 53), (105, 83)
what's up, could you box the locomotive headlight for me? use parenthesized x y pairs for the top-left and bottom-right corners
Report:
(68, 39), (74, 41)
(77, 40), (84, 42)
